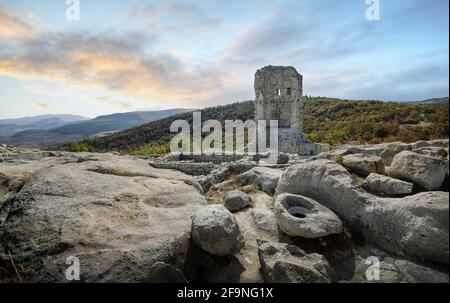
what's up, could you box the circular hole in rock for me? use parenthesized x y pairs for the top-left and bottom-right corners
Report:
(288, 206), (311, 218)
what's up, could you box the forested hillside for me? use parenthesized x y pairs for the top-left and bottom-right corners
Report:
(60, 97), (448, 154)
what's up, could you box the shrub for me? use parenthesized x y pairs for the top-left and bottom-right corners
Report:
(129, 144), (169, 156)
(59, 142), (94, 152)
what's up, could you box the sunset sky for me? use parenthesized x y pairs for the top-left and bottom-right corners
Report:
(0, 0), (448, 119)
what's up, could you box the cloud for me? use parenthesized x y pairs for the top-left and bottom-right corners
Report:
(91, 97), (133, 110)
(35, 102), (49, 109)
(0, 10), (34, 40)
(0, 0), (448, 112)
(0, 10), (231, 105)
(219, 0), (449, 102)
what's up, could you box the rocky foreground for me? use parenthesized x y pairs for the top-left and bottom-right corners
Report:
(0, 140), (448, 283)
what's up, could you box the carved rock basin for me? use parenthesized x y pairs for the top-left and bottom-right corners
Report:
(275, 193), (343, 238)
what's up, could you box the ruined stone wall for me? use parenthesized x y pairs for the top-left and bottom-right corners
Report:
(180, 154), (246, 164)
(277, 128), (325, 155)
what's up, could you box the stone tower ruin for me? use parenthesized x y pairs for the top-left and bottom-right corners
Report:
(254, 65), (321, 155)
(255, 65), (303, 131)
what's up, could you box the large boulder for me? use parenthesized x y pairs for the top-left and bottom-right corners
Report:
(237, 167), (283, 195)
(342, 154), (385, 176)
(371, 192), (449, 265)
(223, 190), (250, 212)
(275, 160), (449, 264)
(388, 151), (446, 190)
(275, 193), (343, 238)
(276, 160), (370, 225)
(362, 173), (413, 195)
(191, 205), (244, 256)
(257, 240), (336, 283)
(0, 153), (207, 282)
(380, 142), (412, 166)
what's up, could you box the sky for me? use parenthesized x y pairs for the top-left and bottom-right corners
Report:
(0, 0), (448, 119)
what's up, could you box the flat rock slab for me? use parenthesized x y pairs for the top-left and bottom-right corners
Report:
(0, 153), (207, 282)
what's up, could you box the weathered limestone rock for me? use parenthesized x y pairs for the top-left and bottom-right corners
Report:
(191, 205), (244, 256)
(349, 253), (449, 283)
(275, 160), (449, 264)
(0, 153), (207, 282)
(380, 142), (412, 166)
(184, 192), (277, 283)
(310, 148), (353, 160)
(237, 167), (282, 195)
(372, 191), (449, 265)
(223, 190), (250, 212)
(275, 160), (361, 219)
(147, 262), (188, 283)
(275, 193), (343, 238)
(431, 139), (449, 148)
(211, 180), (234, 190)
(250, 208), (277, 233)
(342, 153), (385, 176)
(257, 240), (336, 283)
(412, 147), (448, 159)
(388, 151), (446, 190)
(362, 173), (413, 195)
(347, 144), (387, 157)
(412, 139), (449, 150)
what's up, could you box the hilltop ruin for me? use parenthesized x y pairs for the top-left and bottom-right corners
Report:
(254, 65), (322, 155)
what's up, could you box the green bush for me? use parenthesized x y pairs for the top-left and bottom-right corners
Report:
(59, 142), (94, 152)
(129, 144), (169, 156)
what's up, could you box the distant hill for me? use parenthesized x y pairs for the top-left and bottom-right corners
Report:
(0, 109), (192, 147)
(0, 114), (88, 137)
(68, 96), (448, 154)
(52, 109), (193, 137)
(0, 114), (88, 126)
(407, 97), (449, 105)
